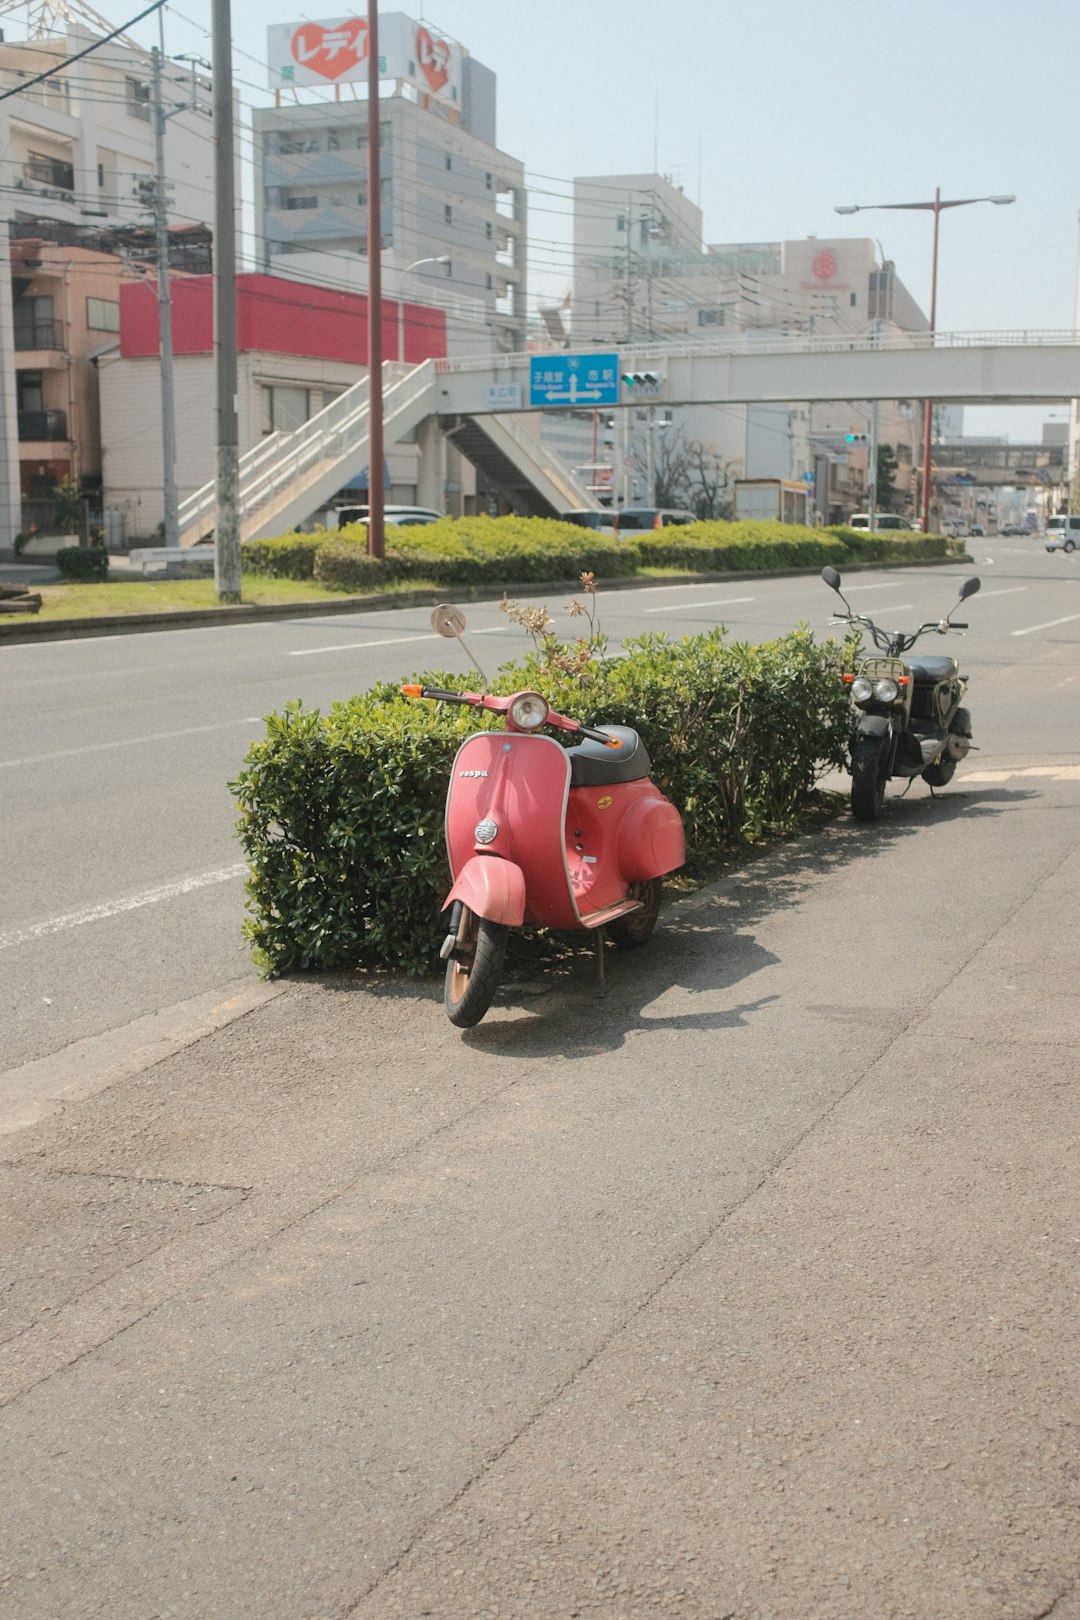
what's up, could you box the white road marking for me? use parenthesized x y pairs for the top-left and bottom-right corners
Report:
(287, 625), (506, 657)
(644, 596), (755, 615)
(840, 582), (904, 593)
(0, 864), (248, 953)
(0, 718), (265, 770)
(979, 587), (1027, 598)
(1011, 613), (1080, 638)
(963, 766), (1080, 782)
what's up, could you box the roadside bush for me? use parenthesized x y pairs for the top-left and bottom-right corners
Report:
(55, 545), (108, 582)
(232, 619), (852, 977)
(242, 534), (322, 580)
(637, 521), (850, 573)
(827, 527), (949, 563)
(313, 541), (388, 591)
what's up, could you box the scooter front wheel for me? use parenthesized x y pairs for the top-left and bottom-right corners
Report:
(850, 734), (888, 822)
(444, 910), (508, 1028)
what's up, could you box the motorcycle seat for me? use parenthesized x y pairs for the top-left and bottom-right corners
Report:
(567, 725), (652, 786)
(908, 655), (958, 682)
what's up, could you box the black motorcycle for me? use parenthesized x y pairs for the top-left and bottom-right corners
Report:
(822, 566), (981, 821)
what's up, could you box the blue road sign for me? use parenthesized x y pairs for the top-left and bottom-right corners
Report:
(529, 352), (619, 408)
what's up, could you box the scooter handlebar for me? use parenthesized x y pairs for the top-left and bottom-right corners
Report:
(401, 684), (479, 705)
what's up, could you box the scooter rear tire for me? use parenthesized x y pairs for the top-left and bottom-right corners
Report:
(850, 735), (888, 822)
(606, 879), (662, 949)
(444, 910), (508, 1028)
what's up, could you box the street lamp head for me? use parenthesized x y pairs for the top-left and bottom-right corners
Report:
(989, 195), (1016, 205)
(834, 205), (860, 215)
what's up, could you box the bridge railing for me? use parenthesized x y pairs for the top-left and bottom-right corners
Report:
(434, 330), (1080, 376)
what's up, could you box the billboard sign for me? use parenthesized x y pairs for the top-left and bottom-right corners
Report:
(267, 11), (461, 100)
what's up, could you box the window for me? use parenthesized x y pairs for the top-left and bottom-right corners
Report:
(698, 308), (725, 327)
(284, 195), (318, 210)
(25, 151), (74, 191)
(485, 273), (493, 289)
(485, 172), (492, 190)
(86, 297), (120, 333)
(616, 214), (626, 232)
(14, 295), (57, 348)
(445, 153), (452, 170)
(260, 385), (310, 435)
(444, 203), (452, 223)
(97, 162), (104, 188)
(126, 77), (151, 121)
(485, 222), (493, 240)
(276, 131), (320, 155)
(850, 292), (857, 306)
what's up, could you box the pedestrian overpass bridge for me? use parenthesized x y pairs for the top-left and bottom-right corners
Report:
(176, 330), (1080, 546)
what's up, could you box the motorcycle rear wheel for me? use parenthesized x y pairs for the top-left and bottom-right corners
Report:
(850, 735), (888, 821)
(444, 910), (508, 1028)
(606, 879), (662, 950)
(923, 706), (972, 788)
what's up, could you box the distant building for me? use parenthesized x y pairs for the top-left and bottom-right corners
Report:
(0, 12), (219, 546)
(252, 12), (527, 354)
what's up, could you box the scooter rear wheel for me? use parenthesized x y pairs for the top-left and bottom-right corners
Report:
(606, 879), (662, 949)
(444, 910), (508, 1028)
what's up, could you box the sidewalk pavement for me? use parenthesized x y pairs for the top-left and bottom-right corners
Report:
(2, 746), (1078, 1619)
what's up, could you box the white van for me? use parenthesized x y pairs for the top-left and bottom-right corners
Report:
(1045, 514), (1080, 553)
(846, 513), (914, 531)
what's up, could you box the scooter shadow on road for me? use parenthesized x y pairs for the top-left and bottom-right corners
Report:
(449, 781), (1040, 1057)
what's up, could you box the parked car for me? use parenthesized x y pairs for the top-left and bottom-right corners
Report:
(969, 524), (985, 538)
(1000, 523), (1025, 536)
(1045, 514), (1080, 553)
(613, 508), (696, 532)
(846, 514), (914, 531)
(560, 510), (617, 533)
(335, 504), (444, 528)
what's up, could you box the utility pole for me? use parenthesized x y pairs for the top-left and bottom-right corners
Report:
(211, 0), (241, 600)
(149, 35), (178, 550)
(867, 320), (881, 532)
(364, 0), (385, 561)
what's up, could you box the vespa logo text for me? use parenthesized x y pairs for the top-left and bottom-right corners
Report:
(459, 769), (489, 778)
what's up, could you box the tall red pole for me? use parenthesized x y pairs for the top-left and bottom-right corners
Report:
(365, 0), (385, 560)
(920, 188), (941, 536)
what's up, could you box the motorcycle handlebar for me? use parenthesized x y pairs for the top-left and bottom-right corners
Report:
(401, 684), (477, 704)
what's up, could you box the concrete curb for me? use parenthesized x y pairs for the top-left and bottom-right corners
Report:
(0, 554), (970, 646)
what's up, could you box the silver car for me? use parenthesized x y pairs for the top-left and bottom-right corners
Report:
(1045, 515), (1080, 553)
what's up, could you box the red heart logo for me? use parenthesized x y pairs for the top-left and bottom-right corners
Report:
(291, 18), (367, 82)
(416, 25), (450, 93)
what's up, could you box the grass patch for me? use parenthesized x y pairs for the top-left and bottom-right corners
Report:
(31, 571), (445, 619)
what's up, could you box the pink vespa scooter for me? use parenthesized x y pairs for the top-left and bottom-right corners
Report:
(402, 606), (685, 1027)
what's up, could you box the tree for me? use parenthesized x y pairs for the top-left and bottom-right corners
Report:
(876, 444), (898, 511)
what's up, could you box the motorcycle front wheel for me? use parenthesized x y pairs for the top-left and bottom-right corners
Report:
(850, 734), (888, 822)
(444, 909), (508, 1028)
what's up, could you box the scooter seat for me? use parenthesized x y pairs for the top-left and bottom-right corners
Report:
(908, 655), (958, 682)
(567, 725), (652, 786)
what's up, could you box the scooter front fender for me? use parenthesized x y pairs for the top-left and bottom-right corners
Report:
(443, 856), (526, 928)
(854, 714), (891, 740)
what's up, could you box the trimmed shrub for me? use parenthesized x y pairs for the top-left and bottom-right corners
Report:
(313, 542), (388, 591)
(637, 521), (850, 573)
(241, 535), (322, 579)
(827, 526), (949, 563)
(55, 545), (108, 582)
(232, 624), (852, 978)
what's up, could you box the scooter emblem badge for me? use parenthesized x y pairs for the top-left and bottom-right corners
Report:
(597, 795), (613, 809)
(474, 818), (498, 844)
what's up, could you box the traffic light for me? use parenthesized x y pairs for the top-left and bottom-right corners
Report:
(845, 431), (869, 445)
(622, 370), (663, 390)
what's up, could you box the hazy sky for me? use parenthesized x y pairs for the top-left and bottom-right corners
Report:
(143, 0), (1079, 439)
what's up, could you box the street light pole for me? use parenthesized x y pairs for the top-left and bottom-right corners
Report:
(834, 189), (1015, 535)
(396, 255), (449, 362)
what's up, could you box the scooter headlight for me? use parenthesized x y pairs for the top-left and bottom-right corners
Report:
(872, 676), (900, 703)
(850, 676), (873, 705)
(508, 691), (549, 731)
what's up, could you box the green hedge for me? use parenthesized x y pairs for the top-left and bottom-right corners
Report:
(231, 625), (852, 978)
(56, 545), (109, 582)
(241, 515), (949, 593)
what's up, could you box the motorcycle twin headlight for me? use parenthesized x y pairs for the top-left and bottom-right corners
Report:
(850, 676), (873, 704)
(872, 677), (900, 703)
(508, 691), (549, 730)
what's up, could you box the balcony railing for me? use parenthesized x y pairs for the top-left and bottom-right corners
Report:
(18, 410), (68, 441)
(23, 156), (75, 192)
(14, 321), (64, 350)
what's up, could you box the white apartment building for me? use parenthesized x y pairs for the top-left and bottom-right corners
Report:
(0, 12), (218, 546)
(252, 13), (527, 355)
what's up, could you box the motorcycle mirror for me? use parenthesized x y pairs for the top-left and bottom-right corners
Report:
(431, 604), (467, 638)
(821, 566), (842, 593)
(959, 577), (981, 600)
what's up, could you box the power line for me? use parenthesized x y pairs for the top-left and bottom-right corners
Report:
(0, 0), (165, 104)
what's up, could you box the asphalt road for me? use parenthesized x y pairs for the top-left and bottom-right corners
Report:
(2, 538), (1079, 1617)
(1, 538), (1077, 1078)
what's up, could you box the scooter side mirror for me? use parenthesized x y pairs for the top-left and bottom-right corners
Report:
(821, 567), (842, 593)
(431, 604), (467, 638)
(959, 577), (981, 600)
